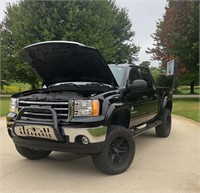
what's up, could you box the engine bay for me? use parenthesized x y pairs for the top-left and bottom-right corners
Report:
(18, 90), (99, 102)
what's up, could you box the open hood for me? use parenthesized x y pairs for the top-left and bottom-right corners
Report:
(21, 41), (118, 87)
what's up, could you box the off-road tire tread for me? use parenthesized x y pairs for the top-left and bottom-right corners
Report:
(92, 125), (135, 175)
(155, 109), (171, 138)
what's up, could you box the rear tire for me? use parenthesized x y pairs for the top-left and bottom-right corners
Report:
(92, 125), (135, 175)
(15, 145), (51, 160)
(155, 109), (171, 137)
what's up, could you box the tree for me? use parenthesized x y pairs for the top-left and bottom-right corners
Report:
(139, 61), (151, 68)
(147, 1), (199, 93)
(150, 66), (159, 82)
(1, 0), (139, 89)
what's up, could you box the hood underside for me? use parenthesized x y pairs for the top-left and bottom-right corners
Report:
(21, 41), (118, 87)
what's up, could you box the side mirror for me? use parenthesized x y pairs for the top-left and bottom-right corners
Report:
(42, 82), (47, 89)
(128, 79), (147, 90)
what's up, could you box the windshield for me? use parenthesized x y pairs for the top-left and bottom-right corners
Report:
(109, 66), (126, 87)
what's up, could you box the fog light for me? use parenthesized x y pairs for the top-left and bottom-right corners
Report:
(81, 136), (89, 145)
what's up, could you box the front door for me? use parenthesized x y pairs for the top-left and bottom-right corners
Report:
(126, 67), (149, 127)
(138, 67), (159, 120)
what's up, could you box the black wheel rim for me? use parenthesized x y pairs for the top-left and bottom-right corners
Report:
(108, 137), (129, 166)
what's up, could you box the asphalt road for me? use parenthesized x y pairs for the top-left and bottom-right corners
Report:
(0, 115), (199, 193)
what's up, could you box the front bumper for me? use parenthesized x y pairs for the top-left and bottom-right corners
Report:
(10, 135), (105, 154)
(7, 108), (107, 154)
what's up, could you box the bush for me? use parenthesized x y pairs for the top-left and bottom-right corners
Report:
(1, 82), (32, 94)
(1, 85), (20, 94)
(155, 74), (173, 87)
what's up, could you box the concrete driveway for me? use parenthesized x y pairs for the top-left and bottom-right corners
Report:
(0, 115), (199, 193)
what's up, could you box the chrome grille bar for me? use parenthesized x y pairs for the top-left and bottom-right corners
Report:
(21, 117), (53, 122)
(19, 101), (68, 105)
(23, 112), (52, 116)
(54, 108), (68, 110)
(23, 112), (68, 116)
(18, 100), (69, 122)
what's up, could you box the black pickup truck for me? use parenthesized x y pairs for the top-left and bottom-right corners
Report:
(6, 41), (172, 175)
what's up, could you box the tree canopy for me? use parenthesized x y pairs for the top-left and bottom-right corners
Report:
(147, 1), (199, 87)
(139, 61), (150, 68)
(1, 0), (139, 88)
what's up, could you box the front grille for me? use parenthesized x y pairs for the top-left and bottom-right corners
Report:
(18, 100), (68, 122)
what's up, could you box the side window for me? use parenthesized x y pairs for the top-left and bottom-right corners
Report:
(128, 67), (140, 84)
(138, 68), (155, 89)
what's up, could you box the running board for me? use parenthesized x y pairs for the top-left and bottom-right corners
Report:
(130, 120), (162, 137)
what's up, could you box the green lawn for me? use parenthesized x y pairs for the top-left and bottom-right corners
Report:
(175, 86), (200, 94)
(172, 98), (200, 122)
(0, 97), (199, 122)
(0, 97), (10, 116)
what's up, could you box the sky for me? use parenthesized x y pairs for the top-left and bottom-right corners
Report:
(116, 0), (167, 67)
(0, 0), (167, 67)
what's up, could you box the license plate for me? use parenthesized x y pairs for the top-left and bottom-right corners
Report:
(14, 125), (58, 141)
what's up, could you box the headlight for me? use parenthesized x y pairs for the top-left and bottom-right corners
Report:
(74, 100), (99, 116)
(10, 98), (19, 113)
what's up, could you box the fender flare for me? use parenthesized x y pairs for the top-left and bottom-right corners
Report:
(159, 96), (172, 119)
(105, 103), (130, 126)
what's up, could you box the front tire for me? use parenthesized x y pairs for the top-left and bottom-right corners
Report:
(92, 125), (135, 175)
(155, 109), (171, 137)
(15, 145), (51, 160)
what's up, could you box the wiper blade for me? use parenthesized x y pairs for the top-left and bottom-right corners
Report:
(63, 83), (80, 88)
(86, 82), (113, 88)
(47, 83), (80, 91)
(49, 83), (80, 88)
